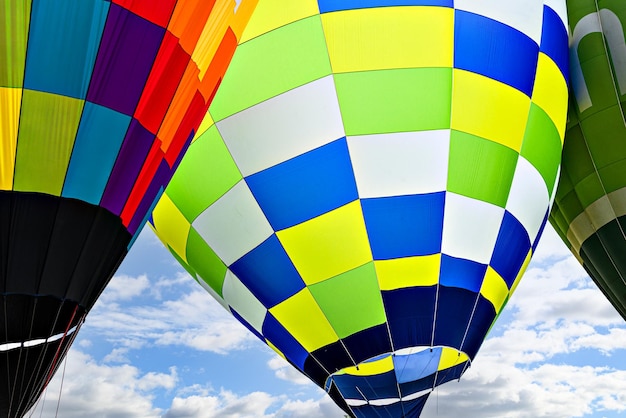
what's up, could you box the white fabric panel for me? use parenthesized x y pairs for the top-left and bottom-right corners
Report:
(544, 0), (568, 30)
(196, 275), (230, 311)
(454, 0), (544, 45)
(347, 130), (450, 198)
(216, 75), (345, 177)
(223, 270), (267, 333)
(506, 156), (550, 243)
(442, 192), (505, 264)
(192, 180), (273, 266)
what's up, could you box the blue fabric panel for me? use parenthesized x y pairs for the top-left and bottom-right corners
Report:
(439, 255), (487, 293)
(435, 362), (467, 386)
(318, 0), (453, 13)
(533, 210), (549, 252)
(262, 313), (309, 370)
(331, 370), (399, 400)
(393, 347), (441, 384)
(382, 287), (436, 349)
(432, 286), (477, 349)
(231, 308), (265, 342)
(24, 0), (109, 98)
(459, 295), (496, 359)
(343, 324), (392, 365)
(398, 374), (435, 397)
(229, 235), (305, 308)
(454, 10), (539, 97)
(540, 5), (569, 83)
(62, 102), (131, 205)
(362, 193), (445, 260)
(246, 138), (358, 231)
(490, 211), (531, 288)
(352, 395), (429, 418)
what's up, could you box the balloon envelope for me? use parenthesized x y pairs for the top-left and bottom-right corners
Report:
(550, 1), (626, 321)
(0, 0), (256, 416)
(152, 1), (569, 416)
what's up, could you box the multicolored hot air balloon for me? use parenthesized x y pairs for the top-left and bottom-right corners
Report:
(550, 1), (626, 321)
(0, 1), (256, 416)
(151, 1), (569, 416)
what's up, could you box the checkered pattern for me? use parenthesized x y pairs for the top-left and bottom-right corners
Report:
(0, 0), (256, 236)
(151, 1), (568, 416)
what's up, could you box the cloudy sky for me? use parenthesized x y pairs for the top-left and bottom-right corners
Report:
(25, 224), (626, 418)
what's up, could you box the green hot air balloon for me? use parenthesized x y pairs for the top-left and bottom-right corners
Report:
(550, 1), (626, 320)
(151, 0), (569, 416)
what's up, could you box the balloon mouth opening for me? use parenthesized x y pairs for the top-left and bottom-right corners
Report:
(325, 345), (471, 407)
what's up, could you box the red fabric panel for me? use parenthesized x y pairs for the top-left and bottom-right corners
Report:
(134, 32), (191, 134)
(113, 0), (177, 27)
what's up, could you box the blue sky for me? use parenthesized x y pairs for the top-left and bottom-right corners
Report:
(25, 224), (626, 418)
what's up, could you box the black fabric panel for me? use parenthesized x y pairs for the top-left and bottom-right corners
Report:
(580, 217), (626, 320)
(342, 324), (392, 366)
(0, 311), (80, 418)
(0, 191), (131, 418)
(327, 382), (355, 418)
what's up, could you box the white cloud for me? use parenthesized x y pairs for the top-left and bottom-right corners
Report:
(267, 356), (313, 386)
(99, 274), (150, 303)
(27, 350), (172, 418)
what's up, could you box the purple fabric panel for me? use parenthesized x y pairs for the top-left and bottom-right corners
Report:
(127, 159), (171, 235)
(86, 4), (165, 116)
(100, 119), (155, 215)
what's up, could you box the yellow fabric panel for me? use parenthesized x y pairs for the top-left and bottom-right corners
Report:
(0, 87), (21, 190)
(240, 0), (319, 42)
(374, 254), (440, 291)
(341, 355), (394, 376)
(269, 288), (339, 352)
(230, 0), (260, 38)
(151, 193), (192, 263)
(194, 112), (215, 143)
(321, 6), (453, 73)
(438, 346), (469, 371)
(277, 201), (372, 285)
(531, 53), (567, 141)
(510, 249), (532, 295)
(451, 69), (531, 153)
(480, 267), (509, 313)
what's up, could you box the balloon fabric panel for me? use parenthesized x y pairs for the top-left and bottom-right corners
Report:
(152, 2), (568, 417)
(551, 0), (626, 320)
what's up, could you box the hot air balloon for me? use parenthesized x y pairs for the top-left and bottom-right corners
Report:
(550, 1), (626, 321)
(0, 1), (256, 416)
(151, 1), (569, 416)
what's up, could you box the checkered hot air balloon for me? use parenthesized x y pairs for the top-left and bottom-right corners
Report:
(0, 1), (256, 416)
(151, 1), (569, 416)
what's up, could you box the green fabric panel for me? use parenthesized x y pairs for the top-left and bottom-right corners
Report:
(169, 245), (199, 282)
(580, 105), (626, 170)
(0, 1), (30, 87)
(308, 262), (386, 339)
(334, 67), (452, 136)
(557, 189), (587, 226)
(187, 227), (228, 298)
(209, 15), (331, 121)
(573, 173), (604, 210)
(13, 90), (83, 195)
(520, 103), (561, 195)
(447, 130), (518, 208)
(166, 126), (242, 222)
(598, 159), (626, 195)
(560, 124), (596, 188)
